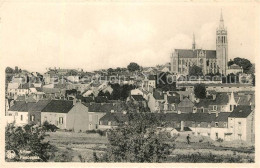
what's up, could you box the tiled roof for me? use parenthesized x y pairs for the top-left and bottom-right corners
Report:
(95, 96), (108, 103)
(213, 93), (229, 105)
(28, 100), (51, 112)
(162, 113), (229, 122)
(178, 98), (194, 107)
(84, 102), (127, 113)
(148, 75), (156, 80)
(100, 113), (128, 123)
(175, 49), (216, 59)
(42, 100), (74, 113)
(9, 101), (35, 112)
(131, 95), (145, 101)
(167, 96), (180, 104)
(18, 83), (32, 89)
(236, 96), (251, 106)
(229, 105), (252, 118)
(195, 99), (213, 108)
(153, 89), (164, 100)
(9, 101), (27, 111)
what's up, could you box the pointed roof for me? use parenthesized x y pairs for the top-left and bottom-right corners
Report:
(192, 33), (196, 50)
(219, 9), (225, 29)
(229, 92), (237, 105)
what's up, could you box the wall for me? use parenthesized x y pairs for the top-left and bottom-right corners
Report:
(41, 112), (67, 129)
(66, 103), (89, 132)
(28, 111), (41, 125)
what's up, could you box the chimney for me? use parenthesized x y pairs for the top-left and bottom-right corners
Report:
(164, 93), (167, 101)
(216, 111), (219, 117)
(180, 121), (184, 131)
(73, 98), (77, 105)
(212, 94), (216, 100)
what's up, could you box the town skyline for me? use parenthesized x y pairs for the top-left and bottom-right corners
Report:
(0, 2), (259, 73)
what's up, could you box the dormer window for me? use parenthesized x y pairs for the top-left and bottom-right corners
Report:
(215, 122), (219, 127)
(213, 105), (217, 111)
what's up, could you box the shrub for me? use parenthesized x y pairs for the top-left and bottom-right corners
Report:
(42, 121), (58, 132)
(5, 123), (55, 162)
(216, 138), (224, 142)
(85, 130), (106, 136)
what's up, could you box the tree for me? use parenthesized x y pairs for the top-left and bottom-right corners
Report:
(67, 70), (78, 76)
(229, 57), (253, 74)
(252, 74), (255, 86)
(14, 66), (19, 74)
(5, 67), (14, 74)
(189, 65), (203, 76)
(228, 60), (234, 67)
(107, 68), (114, 75)
(5, 123), (55, 162)
(157, 72), (176, 91)
(127, 62), (140, 72)
(94, 113), (174, 162)
(194, 84), (206, 99)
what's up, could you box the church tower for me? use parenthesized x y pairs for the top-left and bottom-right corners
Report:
(216, 10), (228, 75)
(192, 33), (196, 50)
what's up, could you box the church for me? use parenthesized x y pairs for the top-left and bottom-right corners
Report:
(170, 11), (228, 75)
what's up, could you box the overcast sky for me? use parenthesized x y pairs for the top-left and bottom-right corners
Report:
(0, 1), (259, 73)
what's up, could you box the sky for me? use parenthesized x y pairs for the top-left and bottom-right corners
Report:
(0, 1), (259, 73)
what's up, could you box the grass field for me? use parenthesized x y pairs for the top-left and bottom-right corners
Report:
(45, 131), (254, 162)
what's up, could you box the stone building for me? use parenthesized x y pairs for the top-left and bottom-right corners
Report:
(171, 11), (228, 75)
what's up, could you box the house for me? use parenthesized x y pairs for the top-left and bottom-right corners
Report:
(5, 99), (14, 116)
(66, 102), (91, 132)
(163, 92), (180, 112)
(41, 100), (74, 129)
(28, 100), (51, 125)
(7, 83), (20, 98)
(99, 112), (128, 130)
(7, 101), (35, 126)
(161, 112), (230, 140)
(147, 89), (164, 112)
(130, 88), (144, 96)
(177, 83), (255, 93)
(148, 75), (157, 89)
(227, 64), (243, 75)
(207, 92), (237, 113)
(227, 106), (254, 142)
(83, 102), (127, 130)
(177, 97), (194, 113)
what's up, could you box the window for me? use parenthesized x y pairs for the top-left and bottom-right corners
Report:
(201, 107), (204, 113)
(59, 117), (63, 124)
(21, 115), (23, 121)
(89, 114), (92, 122)
(95, 115), (99, 122)
(208, 133), (211, 136)
(238, 134), (242, 140)
(89, 124), (92, 130)
(238, 122), (241, 125)
(215, 122), (219, 127)
(230, 105), (233, 111)
(213, 105), (217, 111)
(30, 115), (35, 121)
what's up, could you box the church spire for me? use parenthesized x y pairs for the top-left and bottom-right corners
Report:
(219, 9), (225, 29)
(192, 33), (196, 50)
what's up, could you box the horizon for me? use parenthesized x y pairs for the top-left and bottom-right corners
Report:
(0, 2), (258, 73)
